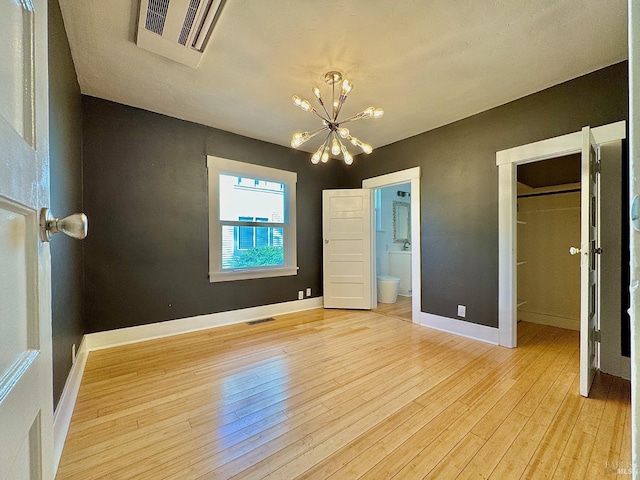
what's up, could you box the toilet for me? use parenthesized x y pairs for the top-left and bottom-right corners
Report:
(377, 275), (400, 303)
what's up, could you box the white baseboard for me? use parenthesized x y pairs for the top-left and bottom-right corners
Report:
(52, 296), (323, 475)
(517, 310), (580, 331)
(84, 297), (324, 351)
(53, 337), (89, 474)
(418, 312), (499, 345)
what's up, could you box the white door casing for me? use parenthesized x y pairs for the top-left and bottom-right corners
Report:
(497, 122), (626, 351)
(322, 189), (372, 309)
(0, 0), (54, 479)
(579, 126), (599, 397)
(362, 167), (421, 322)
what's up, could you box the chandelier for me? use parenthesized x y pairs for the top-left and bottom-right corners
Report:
(290, 71), (384, 165)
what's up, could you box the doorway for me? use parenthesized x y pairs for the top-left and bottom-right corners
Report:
(372, 183), (413, 322)
(516, 156), (581, 332)
(497, 121), (627, 396)
(363, 167), (421, 323)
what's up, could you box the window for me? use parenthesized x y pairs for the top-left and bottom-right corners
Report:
(207, 156), (297, 282)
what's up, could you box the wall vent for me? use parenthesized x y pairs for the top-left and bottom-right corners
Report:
(144, 0), (170, 35)
(136, 0), (225, 68)
(246, 318), (275, 326)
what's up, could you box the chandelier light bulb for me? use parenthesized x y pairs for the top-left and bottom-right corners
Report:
(342, 145), (353, 165)
(331, 135), (341, 155)
(361, 143), (373, 154)
(321, 145), (330, 162)
(311, 143), (324, 164)
(291, 132), (305, 148)
(341, 79), (353, 95)
(363, 106), (375, 118)
(337, 127), (350, 138)
(374, 108), (384, 118)
(312, 86), (322, 99)
(292, 95), (302, 106)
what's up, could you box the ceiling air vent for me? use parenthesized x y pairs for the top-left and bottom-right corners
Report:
(136, 0), (225, 68)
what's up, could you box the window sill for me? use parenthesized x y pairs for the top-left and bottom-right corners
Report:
(209, 266), (299, 283)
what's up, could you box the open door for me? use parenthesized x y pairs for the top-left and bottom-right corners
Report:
(579, 126), (600, 397)
(0, 0), (54, 478)
(322, 189), (372, 309)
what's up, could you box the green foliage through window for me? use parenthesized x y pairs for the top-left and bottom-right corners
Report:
(229, 246), (284, 268)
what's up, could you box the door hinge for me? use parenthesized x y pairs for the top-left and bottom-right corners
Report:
(595, 159), (602, 174)
(594, 330), (601, 342)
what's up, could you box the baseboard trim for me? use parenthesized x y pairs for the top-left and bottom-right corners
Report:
(517, 310), (579, 331)
(84, 297), (324, 351)
(52, 296), (323, 475)
(418, 312), (499, 345)
(53, 336), (89, 473)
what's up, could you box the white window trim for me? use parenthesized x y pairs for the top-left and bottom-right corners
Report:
(207, 156), (298, 282)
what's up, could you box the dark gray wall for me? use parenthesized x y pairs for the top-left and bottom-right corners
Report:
(81, 63), (628, 337)
(82, 97), (341, 333)
(343, 62), (628, 328)
(48, 0), (84, 408)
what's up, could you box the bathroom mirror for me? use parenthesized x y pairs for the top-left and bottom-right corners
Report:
(393, 201), (410, 243)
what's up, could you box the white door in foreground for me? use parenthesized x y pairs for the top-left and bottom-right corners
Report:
(322, 189), (372, 309)
(579, 126), (600, 397)
(0, 0), (54, 478)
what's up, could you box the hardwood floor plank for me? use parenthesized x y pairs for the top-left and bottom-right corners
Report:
(55, 315), (630, 480)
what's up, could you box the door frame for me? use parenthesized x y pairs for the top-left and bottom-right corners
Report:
(496, 121), (626, 348)
(363, 167), (421, 322)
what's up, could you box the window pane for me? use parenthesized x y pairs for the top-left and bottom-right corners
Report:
(256, 226), (269, 247)
(219, 174), (285, 223)
(238, 226), (254, 250)
(222, 226), (284, 269)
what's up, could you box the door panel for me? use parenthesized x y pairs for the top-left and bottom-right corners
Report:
(579, 126), (599, 397)
(0, 0), (53, 478)
(323, 189), (371, 309)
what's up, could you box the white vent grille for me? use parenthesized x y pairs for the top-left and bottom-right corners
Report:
(136, 0), (225, 68)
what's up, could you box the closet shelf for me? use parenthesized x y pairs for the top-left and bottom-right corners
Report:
(517, 220), (527, 225)
(517, 261), (527, 266)
(517, 300), (527, 308)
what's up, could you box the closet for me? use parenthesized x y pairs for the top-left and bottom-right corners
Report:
(516, 155), (581, 331)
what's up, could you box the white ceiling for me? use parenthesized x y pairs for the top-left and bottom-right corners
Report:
(58, 0), (628, 155)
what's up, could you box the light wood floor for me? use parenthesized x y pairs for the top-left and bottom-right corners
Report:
(372, 295), (412, 322)
(56, 309), (631, 479)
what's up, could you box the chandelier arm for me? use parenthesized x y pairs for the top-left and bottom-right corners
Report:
(336, 115), (361, 124)
(311, 108), (330, 123)
(308, 125), (329, 136)
(332, 80), (338, 121)
(316, 97), (332, 121)
(334, 94), (347, 120)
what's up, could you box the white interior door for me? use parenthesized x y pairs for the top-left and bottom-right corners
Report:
(579, 126), (599, 397)
(322, 189), (372, 309)
(0, 0), (54, 478)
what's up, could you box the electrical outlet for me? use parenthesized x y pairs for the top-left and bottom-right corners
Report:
(306, 288), (311, 297)
(72, 344), (76, 364)
(457, 305), (466, 317)
(298, 290), (304, 300)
